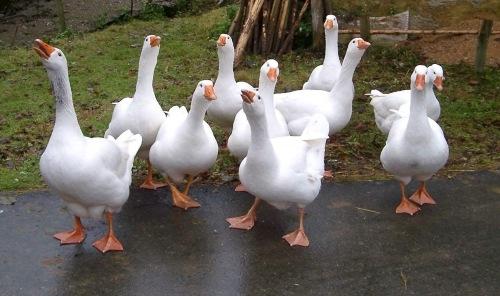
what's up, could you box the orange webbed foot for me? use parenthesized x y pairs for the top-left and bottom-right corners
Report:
(140, 179), (167, 190)
(409, 185), (437, 205)
(226, 213), (256, 230)
(54, 229), (85, 245)
(396, 197), (421, 215)
(234, 183), (247, 192)
(92, 233), (124, 253)
(170, 185), (201, 210)
(282, 229), (310, 247)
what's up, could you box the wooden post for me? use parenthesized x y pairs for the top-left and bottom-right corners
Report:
(311, 0), (325, 49)
(475, 19), (493, 74)
(279, 0), (310, 55)
(229, 0), (246, 37)
(359, 14), (371, 41)
(130, 0), (134, 16)
(55, 0), (66, 32)
(266, 0), (282, 53)
(235, 0), (265, 66)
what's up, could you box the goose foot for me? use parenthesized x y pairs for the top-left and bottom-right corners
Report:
(140, 179), (167, 190)
(409, 182), (436, 205)
(234, 183), (247, 192)
(226, 198), (261, 230)
(92, 212), (124, 253)
(282, 229), (310, 247)
(54, 216), (85, 244)
(396, 196), (421, 215)
(170, 184), (200, 210)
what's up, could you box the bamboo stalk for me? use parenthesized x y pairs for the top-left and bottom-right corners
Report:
(278, 0), (310, 55)
(235, 0), (265, 66)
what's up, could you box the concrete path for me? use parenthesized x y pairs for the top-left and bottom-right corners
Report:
(1, 171), (499, 295)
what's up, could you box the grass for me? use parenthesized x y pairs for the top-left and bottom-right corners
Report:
(0, 8), (498, 191)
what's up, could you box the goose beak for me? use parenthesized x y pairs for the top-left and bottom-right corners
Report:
(324, 19), (334, 30)
(217, 35), (226, 47)
(33, 39), (55, 59)
(150, 35), (161, 47)
(267, 67), (277, 82)
(415, 74), (425, 91)
(241, 90), (255, 104)
(204, 85), (217, 101)
(433, 76), (443, 91)
(356, 39), (371, 49)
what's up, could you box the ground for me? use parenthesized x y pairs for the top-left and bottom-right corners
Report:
(0, 170), (499, 295)
(0, 7), (499, 191)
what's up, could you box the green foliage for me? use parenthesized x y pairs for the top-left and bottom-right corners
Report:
(209, 4), (238, 39)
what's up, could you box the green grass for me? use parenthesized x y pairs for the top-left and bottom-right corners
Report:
(0, 8), (499, 191)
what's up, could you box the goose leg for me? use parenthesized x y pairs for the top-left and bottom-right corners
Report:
(323, 170), (333, 178)
(92, 212), (124, 253)
(396, 182), (421, 215)
(409, 182), (437, 205)
(282, 208), (310, 247)
(234, 183), (247, 192)
(226, 198), (261, 230)
(167, 176), (201, 210)
(54, 216), (86, 244)
(140, 160), (167, 190)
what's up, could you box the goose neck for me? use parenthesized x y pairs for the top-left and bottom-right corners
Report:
(134, 50), (157, 100)
(324, 29), (339, 66)
(405, 87), (431, 138)
(217, 49), (236, 81)
(186, 98), (210, 130)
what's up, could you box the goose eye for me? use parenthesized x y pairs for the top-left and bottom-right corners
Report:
(58, 52), (62, 56)
(199, 84), (202, 88)
(145, 38), (148, 41)
(352, 40), (355, 43)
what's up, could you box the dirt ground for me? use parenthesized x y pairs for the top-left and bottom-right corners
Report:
(0, 1), (498, 66)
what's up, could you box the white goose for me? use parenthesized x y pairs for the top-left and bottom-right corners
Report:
(105, 35), (166, 189)
(207, 34), (253, 128)
(226, 90), (329, 247)
(303, 15), (341, 91)
(35, 39), (142, 253)
(227, 59), (289, 162)
(275, 38), (370, 136)
(368, 64), (444, 134)
(380, 65), (449, 215)
(149, 80), (219, 210)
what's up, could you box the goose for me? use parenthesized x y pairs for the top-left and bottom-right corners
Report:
(275, 38), (370, 137)
(149, 80), (219, 210)
(368, 64), (444, 134)
(227, 59), (289, 162)
(207, 34), (253, 128)
(34, 39), (142, 253)
(303, 15), (341, 91)
(380, 65), (449, 215)
(226, 90), (329, 247)
(105, 35), (166, 190)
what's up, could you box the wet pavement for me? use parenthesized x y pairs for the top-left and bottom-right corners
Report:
(1, 171), (499, 295)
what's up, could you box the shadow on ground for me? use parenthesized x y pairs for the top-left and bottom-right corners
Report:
(0, 171), (499, 295)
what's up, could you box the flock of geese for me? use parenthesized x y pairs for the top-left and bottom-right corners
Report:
(33, 15), (448, 253)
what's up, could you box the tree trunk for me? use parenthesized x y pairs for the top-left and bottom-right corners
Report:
(359, 14), (371, 41)
(235, 0), (265, 66)
(322, 0), (332, 15)
(274, 0), (290, 52)
(229, 0), (246, 37)
(475, 19), (493, 74)
(311, 0), (325, 49)
(55, 0), (66, 32)
(266, 0), (282, 53)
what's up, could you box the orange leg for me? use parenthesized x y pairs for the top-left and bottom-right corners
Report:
(282, 208), (310, 247)
(409, 182), (437, 205)
(54, 216), (86, 245)
(234, 183), (247, 192)
(168, 176), (201, 210)
(323, 170), (333, 178)
(92, 212), (124, 253)
(140, 160), (167, 190)
(395, 182), (421, 215)
(226, 198), (261, 230)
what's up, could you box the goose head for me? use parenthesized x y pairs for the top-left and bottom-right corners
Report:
(260, 59), (279, 84)
(33, 39), (67, 73)
(241, 89), (265, 118)
(217, 34), (234, 53)
(347, 37), (370, 53)
(411, 65), (428, 91)
(193, 80), (217, 105)
(140, 35), (161, 61)
(324, 15), (338, 31)
(428, 64), (444, 91)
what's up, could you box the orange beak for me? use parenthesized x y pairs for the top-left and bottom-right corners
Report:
(241, 89), (255, 103)
(150, 36), (161, 47)
(324, 19), (334, 30)
(267, 67), (277, 82)
(217, 35), (226, 47)
(433, 76), (443, 91)
(415, 74), (425, 91)
(33, 39), (55, 59)
(204, 85), (216, 101)
(356, 39), (371, 49)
